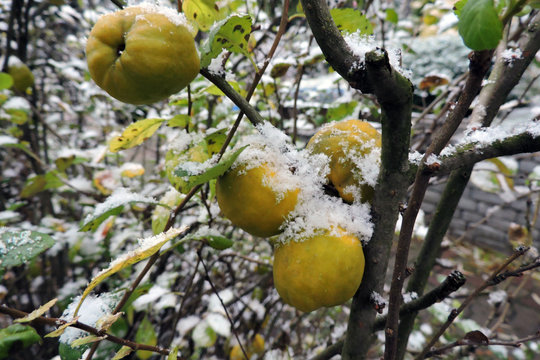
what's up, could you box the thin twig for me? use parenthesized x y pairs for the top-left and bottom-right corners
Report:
(198, 250), (249, 360)
(0, 305), (183, 359)
(416, 247), (530, 360)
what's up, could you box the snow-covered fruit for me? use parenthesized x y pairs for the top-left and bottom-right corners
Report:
(86, 4), (200, 105)
(307, 119), (381, 204)
(273, 227), (365, 312)
(8, 63), (34, 92)
(216, 146), (299, 238)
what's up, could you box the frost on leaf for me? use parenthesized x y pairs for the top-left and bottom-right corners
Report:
(0, 228), (55, 271)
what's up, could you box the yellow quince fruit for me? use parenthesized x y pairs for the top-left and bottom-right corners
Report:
(86, 4), (200, 105)
(273, 227), (365, 312)
(307, 119), (381, 203)
(216, 147), (299, 238)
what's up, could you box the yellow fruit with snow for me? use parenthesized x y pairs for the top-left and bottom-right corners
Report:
(273, 227), (365, 312)
(307, 119), (381, 203)
(86, 4), (199, 104)
(216, 147), (299, 238)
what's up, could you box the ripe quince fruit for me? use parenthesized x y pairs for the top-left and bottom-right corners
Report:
(307, 119), (381, 203)
(86, 5), (200, 105)
(8, 63), (34, 92)
(273, 227), (365, 312)
(216, 149), (299, 238)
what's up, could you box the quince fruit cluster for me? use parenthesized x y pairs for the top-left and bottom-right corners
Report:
(86, 4), (199, 105)
(216, 120), (381, 312)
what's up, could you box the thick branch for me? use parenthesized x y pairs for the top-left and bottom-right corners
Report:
(200, 68), (264, 127)
(311, 271), (466, 360)
(299, 0), (369, 91)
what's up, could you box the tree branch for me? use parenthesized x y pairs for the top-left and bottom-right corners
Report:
(0, 305), (182, 359)
(416, 246), (530, 360)
(311, 270), (467, 360)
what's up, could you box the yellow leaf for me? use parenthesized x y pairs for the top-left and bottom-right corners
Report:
(109, 118), (165, 153)
(73, 227), (186, 317)
(120, 163), (145, 178)
(44, 317), (79, 338)
(96, 312), (124, 331)
(15, 298), (57, 323)
(70, 335), (106, 347)
(183, 0), (221, 31)
(167, 346), (179, 359)
(112, 346), (133, 360)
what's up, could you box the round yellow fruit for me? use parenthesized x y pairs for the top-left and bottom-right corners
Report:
(307, 119), (381, 203)
(216, 160), (299, 238)
(86, 5), (200, 105)
(8, 63), (34, 92)
(273, 227), (365, 312)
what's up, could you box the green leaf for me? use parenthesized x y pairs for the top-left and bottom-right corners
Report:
(73, 227), (186, 317)
(326, 101), (358, 121)
(111, 346), (132, 360)
(0, 73), (14, 90)
(0, 324), (41, 359)
(183, 0), (221, 31)
(385, 8), (399, 24)
(135, 316), (157, 360)
(167, 114), (192, 128)
(0, 228), (55, 271)
(206, 235), (233, 250)
(173, 145), (248, 193)
(152, 188), (184, 235)
(454, 0), (468, 16)
(109, 118), (165, 153)
(330, 8), (373, 35)
(5, 108), (28, 125)
(458, 0), (503, 50)
(200, 15), (253, 68)
(55, 155), (75, 172)
(167, 346), (179, 360)
(79, 188), (159, 232)
(270, 63), (293, 78)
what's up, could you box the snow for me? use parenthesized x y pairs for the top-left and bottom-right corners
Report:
(82, 187), (155, 225)
(0, 228), (34, 256)
(487, 289), (507, 305)
(125, 2), (193, 31)
(501, 48), (523, 65)
(59, 293), (118, 345)
(344, 33), (412, 78)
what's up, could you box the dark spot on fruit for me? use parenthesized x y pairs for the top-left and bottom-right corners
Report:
(116, 43), (125, 57)
(131, 128), (138, 132)
(214, 4), (219, 11)
(193, 12), (198, 19)
(244, 34), (250, 42)
(208, 139), (215, 145)
(233, 25), (243, 33)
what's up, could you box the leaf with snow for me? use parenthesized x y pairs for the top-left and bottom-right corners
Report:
(70, 335), (106, 347)
(183, 0), (221, 32)
(109, 118), (165, 153)
(201, 15), (253, 68)
(73, 227), (186, 316)
(174, 145), (248, 193)
(330, 8), (373, 35)
(192, 320), (217, 348)
(96, 312), (123, 331)
(15, 298), (57, 323)
(0, 228), (55, 271)
(112, 346), (133, 360)
(135, 316), (157, 360)
(79, 188), (159, 232)
(458, 0), (502, 50)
